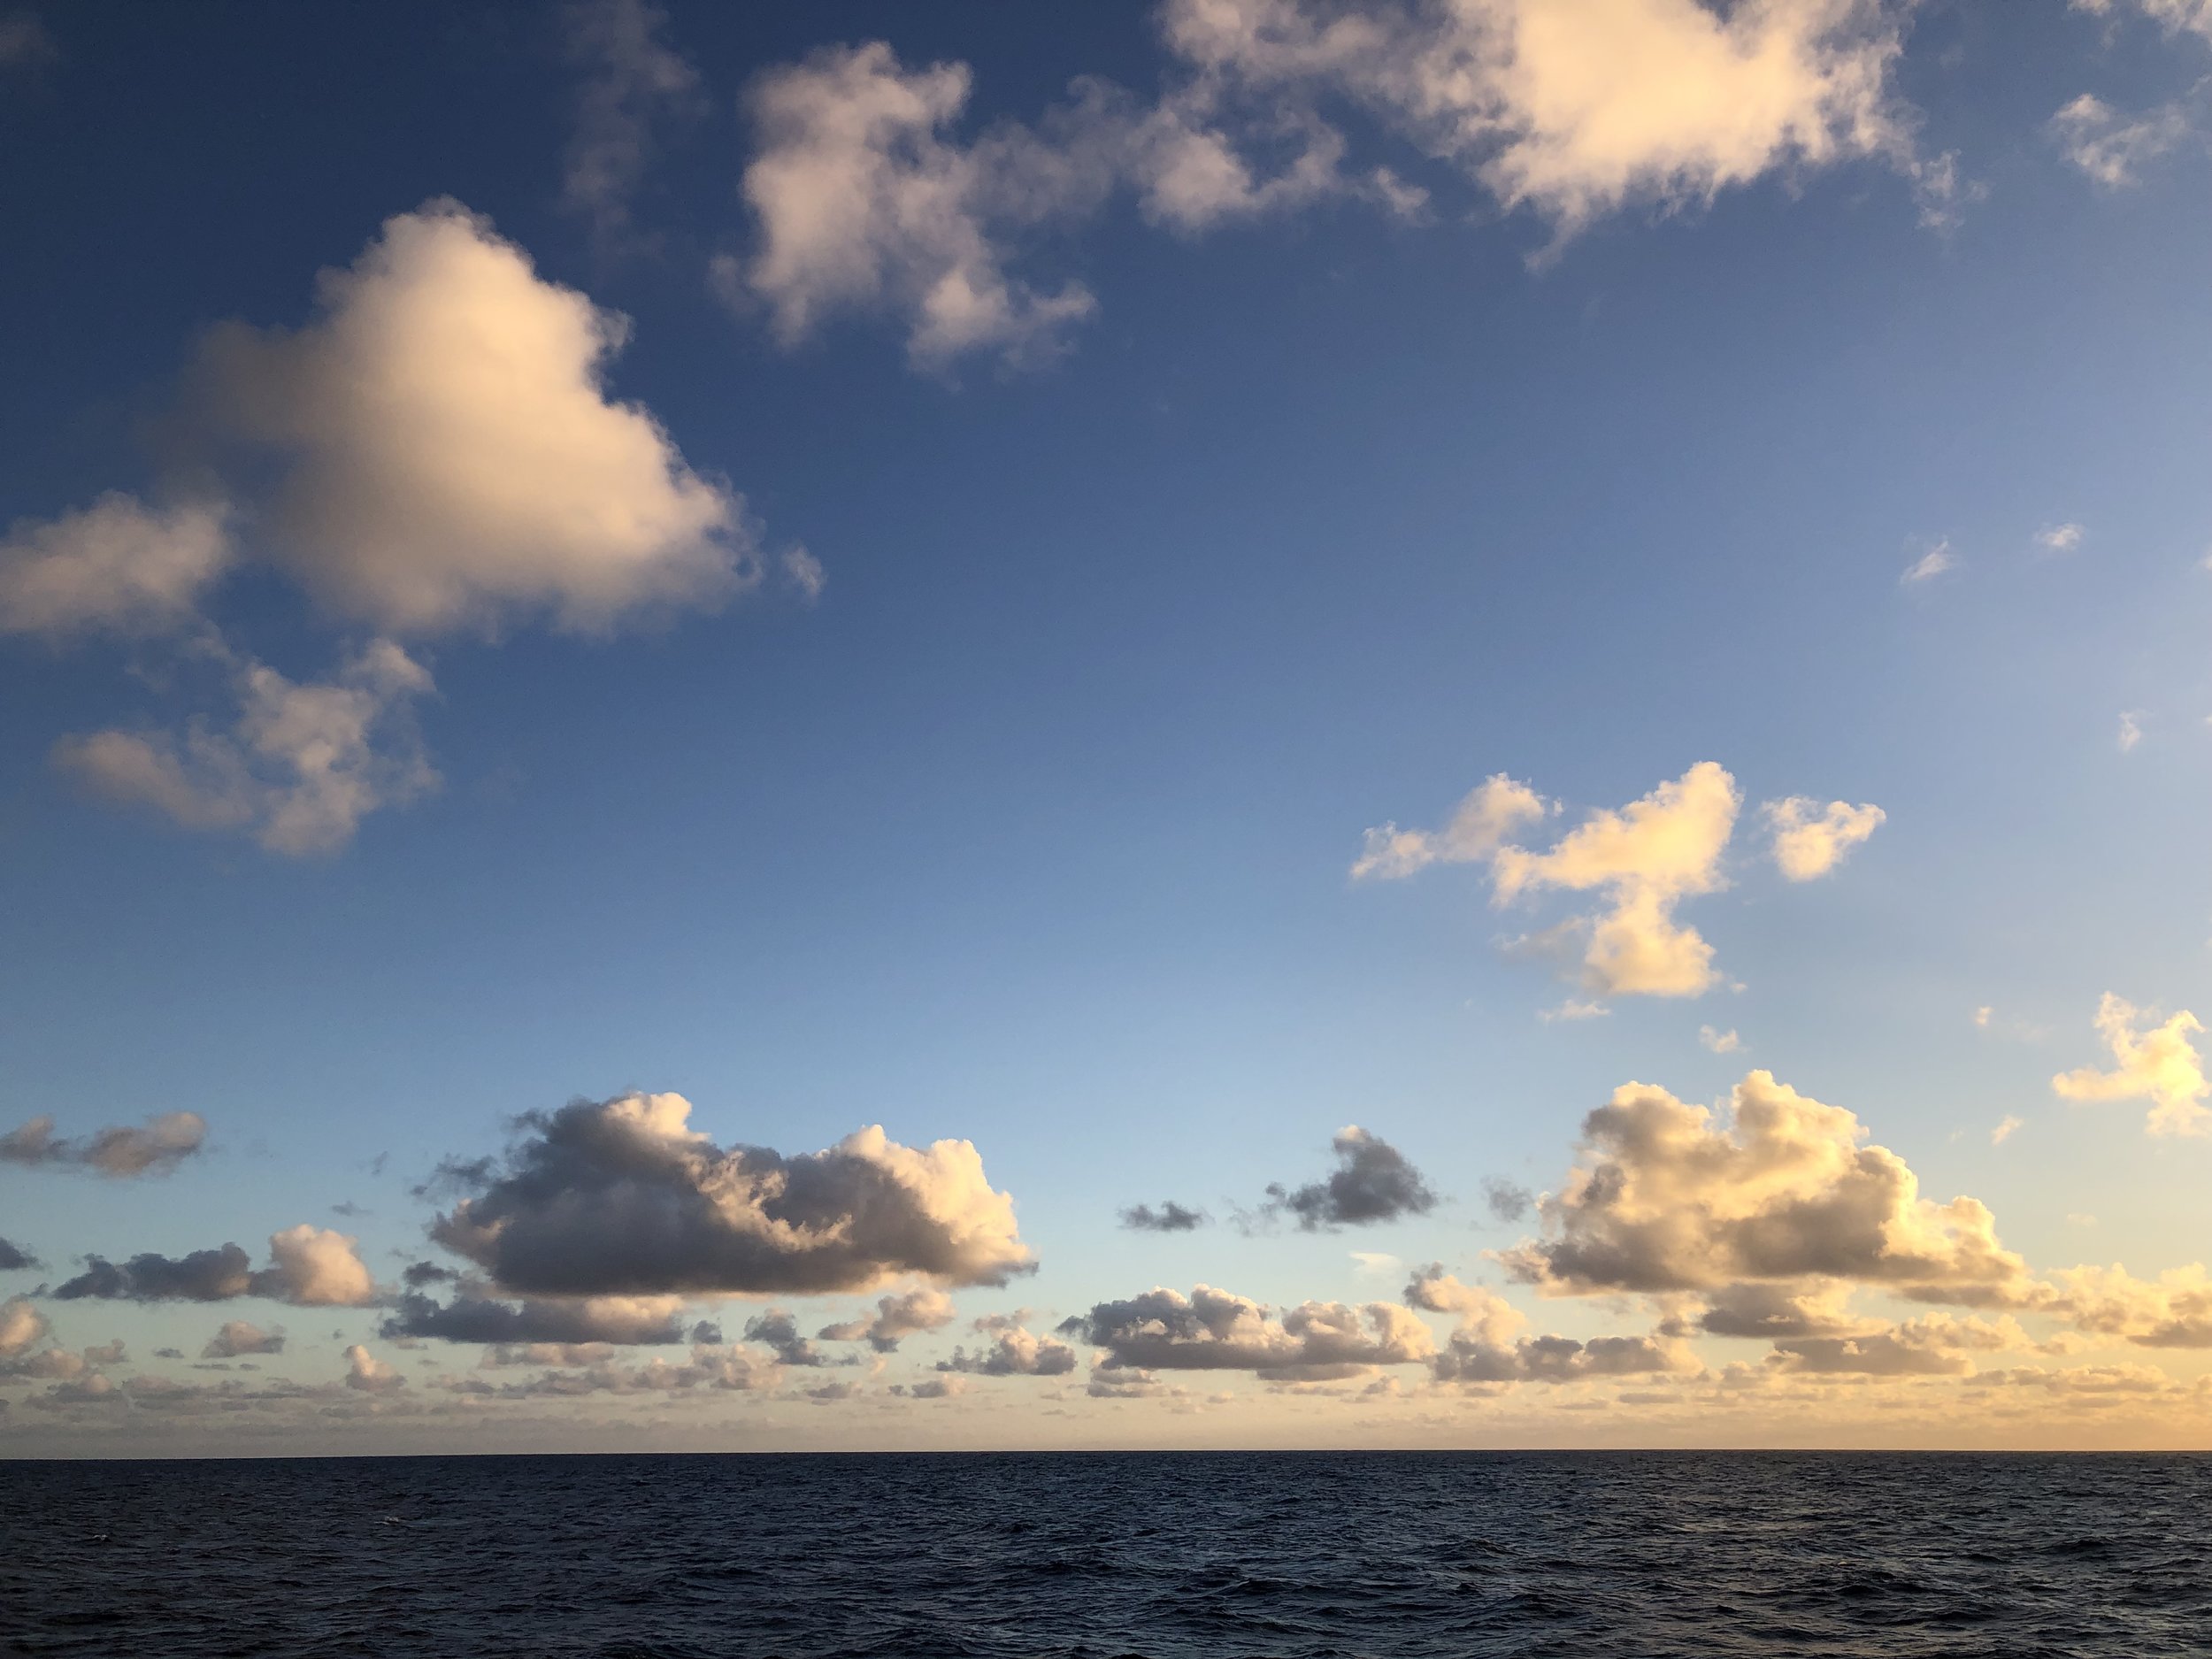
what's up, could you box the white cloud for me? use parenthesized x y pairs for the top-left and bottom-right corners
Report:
(781, 545), (827, 603)
(2035, 520), (2086, 553)
(1900, 540), (1955, 584)
(1763, 795), (1885, 880)
(2053, 993), (2209, 1136)
(56, 638), (438, 855)
(0, 495), (233, 640)
(1973, 1006), (1992, 1028)
(2073, 0), (2212, 44)
(1700, 1025), (1743, 1054)
(2118, 710), (2144, 752)
(2050, 94), (2192, 188)
(1991, 1115), (2024, 1146)
(343, 1344), (405, 1394)
(264, 1225), (378, 1307)
(1351, 772), (1547, 879)
(0, 1295), (49, 1360)
(1540, 998), (1610, 1023)
(196, 200), (751, 634)
(1159, 0), (1931, 245)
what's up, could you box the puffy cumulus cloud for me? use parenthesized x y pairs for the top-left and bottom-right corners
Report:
(1763, 796), (1884, 880)
(53, 1227), (375, 1307)
(937, 1321), (1079, 1377)
(1491, 763), (1740, 997)
(57, 638), (437, 856)
(0, 1237), (40, 1272)
(1159, 0), (1933, 243)
(1502, 1071), (2032, 1304)
(2053, 993), (2210, 1137)
(1350, 773), (1548, 880)
(201, 1320), (285, 1359)
(381, 1290), (690, 1347)
(0, 1110), (206, 1177)
(1069, 1284), (1435, 1382)
(343, 1345), (405, 1394)
(426, 1092), (1033, 1297)
(731, 43), (1106, 368)
(2047, 1264), (2212, 1348)
(0, 1295), (50, 1359)
(0, 496), (232, 640)
(1262, 1126), (1438, 1230)
(560, 0), (703, 245)
(1405, 1267), (1697, 1386)
(1766, 1313), (2024, 1378)
(817, 1286), (956, 1352)
(193, 200), (749, 635)
(1120, 1200), (1210, 1232)
(1691, 1279), (1864, 1340)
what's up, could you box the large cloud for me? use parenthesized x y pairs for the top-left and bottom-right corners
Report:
(2052, 993), (2209, 1138)
(1501, 1071), (2032, 1304)
(191, 200), (749, 634)
(380, 1290), (693, 1347)
(51, 1226), (375, 1306)
(426, 1093), (1033, 1297)
(1067, 1284), (1435, 1383)
(57, 640), (437, 856)
(2047, 1264), (2212, 1349)
(1261, 1126), (1438, 1229)
(0, 1110), (207, 1178)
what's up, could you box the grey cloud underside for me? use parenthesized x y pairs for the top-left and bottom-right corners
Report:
(380, 1292), (688, 1347)
(936, 1328), (1077, 1377)
(1481, 1179), (1532, 1224)
(426, 1095), (1032, 1296)
(1070, 1286), (1433, 1384)
(0, 1111), (206, 1178)
(54, 1244), (255, 1302)
(1432, 1331), (1686, 1386)
(1262, 1128), (1437, 1230)
(0, 1237), (41, 1271)
(742, 1310), (836, 1368)
(1119, 1201), (1209, 1232)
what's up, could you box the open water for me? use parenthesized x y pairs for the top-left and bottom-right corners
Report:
(3, 1451), (2207, 1657)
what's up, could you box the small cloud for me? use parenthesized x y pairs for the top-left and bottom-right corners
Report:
(2035, 522), (2085, 554)
(2050, 94), (2189, 189)
(1900, 540), (1955, 586)
(1699, 1025), (1742, 1055)
(1480, 1179), (1532, 1224)
(2119, 711), (2145, 753)
(1348, 1251), (1402, 1279)
(2065, 1213), (2097, 1229)
(1973, 1006), (1992, 1029)
(1119, 1201), (1208, 1233)
(0, 11), (57, 69)
(781, 545), (826, 604)
(1540, 998), (1609, 1023)
(1991, 1115), (2024, 1147)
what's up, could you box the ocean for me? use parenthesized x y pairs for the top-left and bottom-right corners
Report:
(3, 1451), (2206, 1657)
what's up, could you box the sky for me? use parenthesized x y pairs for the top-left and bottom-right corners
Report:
(3, 0), (2212, 1455)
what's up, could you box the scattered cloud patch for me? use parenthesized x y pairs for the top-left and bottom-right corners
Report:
(52, 1227), (374, 1306)
(0, 1111), (206, 1177)
(1991, 1115), (2024, 1147)
(202, 1320), (285, 1359)
(1700, 1025), (1743, 1054)
(1068, 1285), (1434, 1383)
(1900, 540), (1955, 584)
(1119, 1201), (1210, 1232)
(1261, 1126), (1437, 1230)
(2050, 93), (2190, 188)
(559, 0), (703, 246)
(380, 1291), (691, 1347)
(1763, 796), (1884, 880)
(2053, 993), (2209, 1137)
(816, 1286), (956, 1352)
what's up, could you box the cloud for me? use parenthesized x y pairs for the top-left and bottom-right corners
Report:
(2036, 520), (2086, 553)
(1767, 1312), (2022, 1377)
(1350, 773), (1548, 880)
(2117, 710), (2145, 753)
(0, 10), (54, 68)
(343, 1345), (405, 1394)
(1261, 1126), (1438, 1230)
(1763, 796), (1884, 880)
(2047, 1263), (2212, 1348)
(0, 496), (233, 640)
(444, 1343), (780, 1398)
(52, 1226), (375, 1306)
(2073, 0), (2212, 41)
(425, 1092), (1033, 1296)
(1159, 0), (1932, 245)
(1481, 1179), (1532, 1223)
(1501, 1070), (2032, 1304)
(815, 1286), (956, 1352)
(1992, 1115), (2024, 1147)
(192, 199), (751, 634)
(0, 1110), (206, 1177)
(560, 0), (703, 245)
(1405, 1267), (1696, 1385)
(380, 1291), (690, 1347)
(742, 1309), (833, 1367)
(2050, 94), (2191, 188)
(1120, 1200), (1210, 1232)
(56, 639), (438, 855)
(1699, 1025), (1743, 1054)
(1900, 540), (1955, 584)
(731, 43), (1106, 367)
(937, 1323), (1078, 1376)
(201, 1320), (285, 1359)
(0, 1296), (49, 1359)
(0, 1238), (40, 1272)
(1068, 1284), (1435, 1382)
(2053, 993), (2209, 1137)
(1691, 1279), (1864, 1340)
(780, 546), (826, 603)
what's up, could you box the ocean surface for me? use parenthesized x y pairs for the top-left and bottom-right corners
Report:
(3, 1451), (2207, 1657)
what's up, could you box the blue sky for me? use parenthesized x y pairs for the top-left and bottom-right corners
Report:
(3, 0), (2211, 1451)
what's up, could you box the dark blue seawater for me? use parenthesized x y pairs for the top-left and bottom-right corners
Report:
(4, 1452), (2208, 1657)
